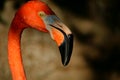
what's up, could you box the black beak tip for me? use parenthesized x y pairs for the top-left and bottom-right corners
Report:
(59, 34), (73, 66)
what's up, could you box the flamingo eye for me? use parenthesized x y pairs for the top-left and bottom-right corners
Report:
(38, 11), (46, 17)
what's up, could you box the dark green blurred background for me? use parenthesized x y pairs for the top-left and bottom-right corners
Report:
(0, 0), (120, 80)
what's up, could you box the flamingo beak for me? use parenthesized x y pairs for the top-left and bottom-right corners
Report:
(58, 31), (73, 66)
(49, 24), (73, 66)
(43, 15), (73, 66)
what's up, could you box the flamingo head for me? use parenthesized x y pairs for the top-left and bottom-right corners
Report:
(17, 1), (73, 66)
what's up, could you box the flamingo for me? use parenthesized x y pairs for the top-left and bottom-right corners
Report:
(8, 0), (73, 80)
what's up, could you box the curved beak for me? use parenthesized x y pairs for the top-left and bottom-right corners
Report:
(49, 24), (73, 66)
(42, 15), (73, 66)
(59, 32), (73, 66)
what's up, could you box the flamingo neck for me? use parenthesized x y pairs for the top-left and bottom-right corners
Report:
(8, 18), (26, 80)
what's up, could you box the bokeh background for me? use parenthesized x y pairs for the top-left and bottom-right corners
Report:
(0, 0), (120, 80)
